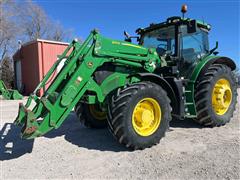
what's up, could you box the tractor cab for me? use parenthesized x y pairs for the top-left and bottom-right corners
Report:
(136, 16), (211, 77)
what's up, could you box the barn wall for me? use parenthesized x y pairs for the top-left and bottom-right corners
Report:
(13, 39), (69, 96)
(37, 41), (68, 95)
(20, 42), (40, 95)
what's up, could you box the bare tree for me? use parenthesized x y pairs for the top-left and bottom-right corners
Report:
(48, 21), (72, 42)
(0, 56), (14, 88)
(19, 1), (50, 41)
(0, 0), (20, 60)
(0, 0), (72, 60)
(19, 1), (71, 42)
(0, 0), (72, 88)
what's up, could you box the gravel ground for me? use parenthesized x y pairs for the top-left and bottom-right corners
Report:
(0, 89), (239, 179)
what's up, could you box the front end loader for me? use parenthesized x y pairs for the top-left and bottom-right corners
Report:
(14, 6), (237, 150)
(0, 80), (23, 100)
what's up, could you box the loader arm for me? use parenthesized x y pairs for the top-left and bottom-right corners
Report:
(14, 30), (160, 139)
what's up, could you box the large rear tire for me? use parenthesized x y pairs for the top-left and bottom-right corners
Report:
(75, 103), (107, 128)
(107, 82), (172, 150)
(194, 64), (237, 126)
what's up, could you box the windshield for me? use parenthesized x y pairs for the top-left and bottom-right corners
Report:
(141, 26), (176, 56)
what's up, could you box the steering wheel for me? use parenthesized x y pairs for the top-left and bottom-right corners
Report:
(156, 46), (167, 56)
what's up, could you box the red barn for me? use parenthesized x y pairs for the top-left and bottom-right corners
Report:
(13, 39), (69, 96)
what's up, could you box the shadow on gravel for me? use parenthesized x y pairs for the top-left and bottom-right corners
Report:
(0, 112), (204, 160)
(0, 112), (127, 161)
(170, 118), (203, 129)
(0, 123), (34, 161)
(45, 112), (128, 152)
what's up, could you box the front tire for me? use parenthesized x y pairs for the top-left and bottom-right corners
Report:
(194, 64), (237, 126)
(75, 103), (107, 128)
(107, 82), (172, 150)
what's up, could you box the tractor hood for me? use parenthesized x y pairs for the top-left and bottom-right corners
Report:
(93, 34), (161, 72)
(94, 35), (150, 59)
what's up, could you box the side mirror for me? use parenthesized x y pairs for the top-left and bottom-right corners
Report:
(209, 41), (218, 54)
(187, 20), (197, 33)
(124, 31), (130, 38)
(124, 31), (132, 42)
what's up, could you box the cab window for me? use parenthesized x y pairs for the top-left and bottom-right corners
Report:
(180, 25), (209, 61)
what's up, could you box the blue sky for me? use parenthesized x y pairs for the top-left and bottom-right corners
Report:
(35, 0), (239, 67)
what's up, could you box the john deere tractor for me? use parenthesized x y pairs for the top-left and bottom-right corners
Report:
(0, 80), (23, 100)
(15, 5), (237, 150)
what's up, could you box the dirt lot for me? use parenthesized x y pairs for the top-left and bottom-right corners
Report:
(0, 89), (239, 179)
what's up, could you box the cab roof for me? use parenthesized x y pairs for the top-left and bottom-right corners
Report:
(136, 16), (211, 35)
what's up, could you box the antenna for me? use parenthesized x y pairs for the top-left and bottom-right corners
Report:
(181, 4), (188, 19)
(202, 16), (205, 24)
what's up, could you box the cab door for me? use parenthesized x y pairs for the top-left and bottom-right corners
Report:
(179, 25), (209, 78)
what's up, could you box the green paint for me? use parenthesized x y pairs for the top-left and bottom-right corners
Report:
(0, 80), (23, 100)
(14, 16), (236, 139)
(14, 30), (161, 139)
(184, 55), (221, 117)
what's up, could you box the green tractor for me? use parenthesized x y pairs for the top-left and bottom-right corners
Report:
(15, 5), (237, 150)
(0, 80), (23, 100)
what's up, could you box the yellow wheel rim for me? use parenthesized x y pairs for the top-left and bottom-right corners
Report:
(212, 78), (232, 115)
(132, 98), (161, 136)
(89, 105), (106, 120)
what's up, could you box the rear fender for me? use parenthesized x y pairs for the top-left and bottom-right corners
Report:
(190, 56), (236, 83)
(185, 56), (236, 116)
